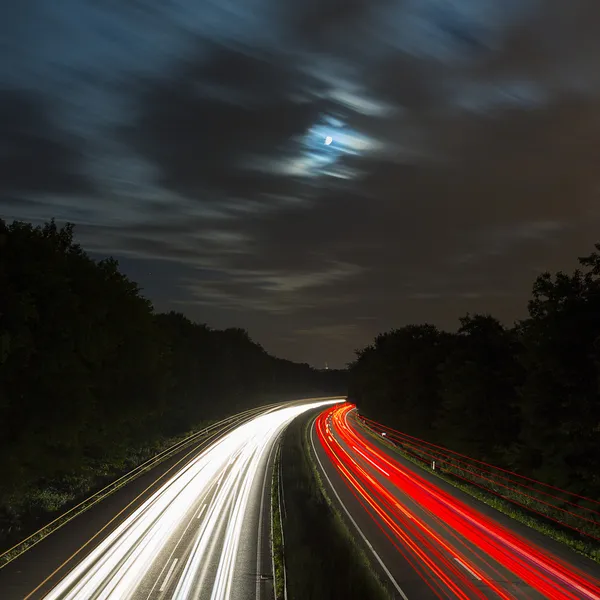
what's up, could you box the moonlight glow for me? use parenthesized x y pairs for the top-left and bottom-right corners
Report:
(325, 136), (333, 146)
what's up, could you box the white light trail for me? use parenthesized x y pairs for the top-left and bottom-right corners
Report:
(43, 398), (344, 600)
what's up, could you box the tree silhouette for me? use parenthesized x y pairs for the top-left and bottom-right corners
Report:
(350, 247), (600, 497)
(0, 218), (347, 543)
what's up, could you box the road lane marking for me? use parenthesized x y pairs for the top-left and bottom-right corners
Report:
(352, 445), (390, 476)
(395, 503), (414, 520)
(196, 504), (207, 519)
(159, 558), (179, 592)
(146, 499), (208, 600)
(453, 557), (481, 581)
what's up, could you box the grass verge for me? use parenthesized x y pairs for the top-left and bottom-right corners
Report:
(356, 419), (600, 565)
(278, 412), (391, 600)
(271, 445), (285, 599)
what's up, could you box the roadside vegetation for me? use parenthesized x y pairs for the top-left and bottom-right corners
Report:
(0, 218), (346, 552)
(271, 447), (285, 599)
(278, 413), (390, 600)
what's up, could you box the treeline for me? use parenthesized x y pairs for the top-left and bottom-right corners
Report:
(0, 219), (345, 534)
(350, 244), (600, 499)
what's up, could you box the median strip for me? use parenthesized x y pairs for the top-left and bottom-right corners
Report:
(272, 411), (392, 600)
(271, 444), (286, 600)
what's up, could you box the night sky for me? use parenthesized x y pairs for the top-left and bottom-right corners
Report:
(2, 1), (600, 368)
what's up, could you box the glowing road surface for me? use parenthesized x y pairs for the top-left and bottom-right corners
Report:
(41, 399), (341, 600)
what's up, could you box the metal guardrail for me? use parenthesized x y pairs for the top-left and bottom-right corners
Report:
(277, 443), (288, 600)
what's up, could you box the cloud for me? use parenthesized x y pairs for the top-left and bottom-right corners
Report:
(123, 42), (330, 203)
(0, 89), (93, 198)
(180, 261), (361, 313)
(4, 0), (600, 367)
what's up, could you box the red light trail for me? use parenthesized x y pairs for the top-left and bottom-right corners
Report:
(358, 415), (600, 542)
(315, 403), (600, 599)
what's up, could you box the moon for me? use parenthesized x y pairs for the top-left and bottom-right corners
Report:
(324, 136), (333, 146)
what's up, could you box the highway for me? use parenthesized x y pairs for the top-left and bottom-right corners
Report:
(0, 397), (341, 600)
(311, 403), (600, 600)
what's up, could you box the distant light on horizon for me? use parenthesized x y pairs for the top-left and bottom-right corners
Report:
(324, 136), (333, 146)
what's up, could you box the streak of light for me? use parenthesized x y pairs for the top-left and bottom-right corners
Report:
(41, 398), (343, 600)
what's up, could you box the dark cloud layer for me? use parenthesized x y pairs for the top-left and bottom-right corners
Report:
(0, 90), (93, 196)
(2, 0), (600, 367)
(126, 43), (325, 201)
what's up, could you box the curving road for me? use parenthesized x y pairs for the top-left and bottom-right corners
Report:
(0, 397), (342, 600)
(311, 402), (600, 600)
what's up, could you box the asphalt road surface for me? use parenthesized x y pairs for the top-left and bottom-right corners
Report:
(310, 403), (600, 600)
(0, 397), (342, 600)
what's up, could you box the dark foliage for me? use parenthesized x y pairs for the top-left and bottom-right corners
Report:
(0, 218), (346, 529)
(350, 245), (600, 498)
